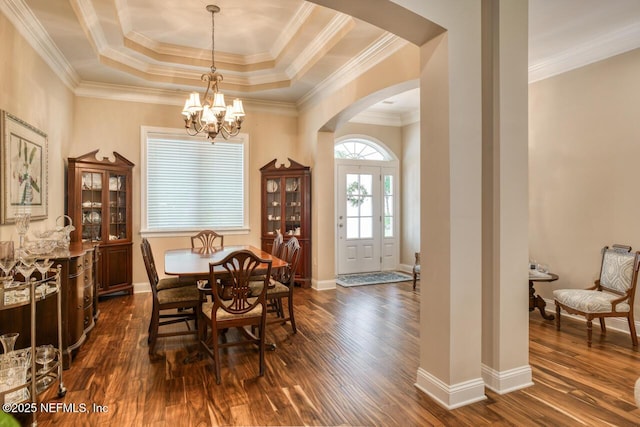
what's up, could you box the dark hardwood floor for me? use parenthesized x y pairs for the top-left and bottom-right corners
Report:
(27, 281), (640, 426)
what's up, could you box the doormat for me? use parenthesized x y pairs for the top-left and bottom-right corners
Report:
(336, 271), (413, 287)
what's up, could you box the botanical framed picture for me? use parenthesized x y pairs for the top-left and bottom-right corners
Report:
(1, 111), (48, 223)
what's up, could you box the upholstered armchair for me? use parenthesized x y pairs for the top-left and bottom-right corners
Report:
(553, 245), (640, 347)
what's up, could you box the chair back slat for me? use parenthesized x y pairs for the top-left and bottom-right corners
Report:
(191, 230), (224, 252)
(276, 237), (301, 286)
(271, 231), (284, 258)
(141, 238), (159, 294)
(599, 247), (639, 295)
(209, 250), (271, 315)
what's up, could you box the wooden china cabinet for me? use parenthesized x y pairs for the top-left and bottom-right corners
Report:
(260, 158), (311, 287)
(67, 150), (134, 296)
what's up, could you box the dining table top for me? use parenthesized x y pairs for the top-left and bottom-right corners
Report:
(164, 245), (287, 277)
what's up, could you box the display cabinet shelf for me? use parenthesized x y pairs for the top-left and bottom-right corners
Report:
(67, 151), (134, 296)
(260, 158), (311, 287)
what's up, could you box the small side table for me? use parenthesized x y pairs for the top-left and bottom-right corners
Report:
(529, 272), (558, 320)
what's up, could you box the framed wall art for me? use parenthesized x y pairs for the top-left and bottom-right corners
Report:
(1, 111), (48, 223)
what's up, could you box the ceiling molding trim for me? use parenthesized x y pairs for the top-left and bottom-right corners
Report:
(71, 0), (109, 53)
(401, 110), (420, 126)
(74, 81), (299, 116)
(1, 0), (79, 90)
(529, 21), (640, 83)
(285, 13), (354, 79)
(298, 34), (407, 111)
(270, 3), (316, 59)
(348, 110), (402, 127)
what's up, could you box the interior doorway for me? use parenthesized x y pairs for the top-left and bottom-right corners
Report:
(334, 137), (398, 275)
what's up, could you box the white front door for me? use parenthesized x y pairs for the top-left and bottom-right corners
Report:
(336, 164), (381, 274)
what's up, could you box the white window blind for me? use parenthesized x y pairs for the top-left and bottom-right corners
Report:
(143, 129), (247, 232)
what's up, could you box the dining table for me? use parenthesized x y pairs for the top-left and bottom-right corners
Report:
(164, 245), (288, 278)
(164, 245), (288, 357)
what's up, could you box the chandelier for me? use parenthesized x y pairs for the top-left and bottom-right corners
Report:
(182, 5), (245, 141)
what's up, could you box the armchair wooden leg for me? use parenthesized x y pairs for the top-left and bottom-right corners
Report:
(599, 318), (606, 334)
(412, 274), (417, 290)
(628, 316), (638, 346)
(586, 319), (593, 347)
(555, 304), (561, 330)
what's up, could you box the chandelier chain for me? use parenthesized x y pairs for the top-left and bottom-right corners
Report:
(210, 8), (216, 73)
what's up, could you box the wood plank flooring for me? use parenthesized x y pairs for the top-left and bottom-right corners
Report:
(26, 282), (640, 426)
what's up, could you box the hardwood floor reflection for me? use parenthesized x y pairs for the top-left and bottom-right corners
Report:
(35, 282), (640, 426)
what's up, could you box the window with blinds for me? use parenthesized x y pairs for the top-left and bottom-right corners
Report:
(142, 127), (248, 233)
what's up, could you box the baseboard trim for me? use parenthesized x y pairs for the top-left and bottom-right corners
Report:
(415, 368), (486, 409)
(481, 364), (533, 394)
(398, 263), (412, 274)
(312, 279), (336, 290)
(133, 281), (150, 294)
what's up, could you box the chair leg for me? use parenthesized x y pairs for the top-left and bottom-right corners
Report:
(628, 316), (638, 346)
(555, 304), (561, 330)
(148, 308), (159, 354)
(212, 327), (222, 384)
(586, 319), (593, 347)
(287, 294), (297, 334)
(258, 321), (266, 377)
(413, 274), (417, 290)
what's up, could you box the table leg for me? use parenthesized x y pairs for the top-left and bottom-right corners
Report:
(529, 281), (555, 320)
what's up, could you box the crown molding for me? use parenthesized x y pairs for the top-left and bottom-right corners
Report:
(349, 111), (402, 127)
(529, 21), (640, 83)
(270, 3), (316, 59)
(298, 34), (407, 111)
(1, 0), (79, 90)
(286, 13), (354, 79)
(74, 81), (298, 116)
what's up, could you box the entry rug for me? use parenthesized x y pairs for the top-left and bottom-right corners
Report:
(336, 271), (413, 287)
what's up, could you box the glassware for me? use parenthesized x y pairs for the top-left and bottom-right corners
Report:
(16, 256), (36, 284)
(0, 348), (31, 403)
(0, 332), (19, 354)
(14, 213), (31, 249)
(0, 258), (16, 278)
(34, 258), (53, 280)
(35, 345), (55, 375)
(35, 344), (56, 389)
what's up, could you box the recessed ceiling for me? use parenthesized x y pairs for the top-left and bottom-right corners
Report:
(5, 0), (640, 124)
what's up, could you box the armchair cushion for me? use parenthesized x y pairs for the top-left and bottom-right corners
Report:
(157, 285), (200, 305)
(553, 289), (630, 313)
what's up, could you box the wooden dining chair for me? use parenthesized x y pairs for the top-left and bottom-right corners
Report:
(271, 230), (284, 259)
(191, 230), (224, 253)
(252, 236), (301, 333)
(141, 238), (200, 354)
(198, 249), (271, 384)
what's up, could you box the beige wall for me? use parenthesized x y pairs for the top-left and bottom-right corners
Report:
(529, 47), (640, 322)
(0, 12), (74, 241)
(72, 97), (298, 284)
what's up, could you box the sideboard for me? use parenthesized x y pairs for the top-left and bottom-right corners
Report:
(0, 242), (98, 369)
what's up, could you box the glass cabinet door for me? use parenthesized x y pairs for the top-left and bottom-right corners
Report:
(284, 177), (301, 237)
(108, 173), (127, 241)
(265, 178), (281, 235)
(81, 172), (103, 242)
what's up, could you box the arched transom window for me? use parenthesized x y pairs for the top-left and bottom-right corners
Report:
(334, 139), (392, 161)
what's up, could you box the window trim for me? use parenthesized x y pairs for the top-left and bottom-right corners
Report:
(140, 126), (250, 237)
